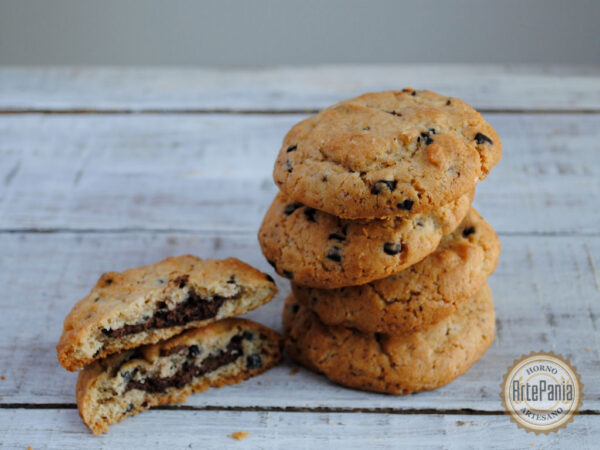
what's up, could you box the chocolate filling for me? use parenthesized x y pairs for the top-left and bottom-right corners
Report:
(125, 334), (249, 393)
(102, 292), (229, 339)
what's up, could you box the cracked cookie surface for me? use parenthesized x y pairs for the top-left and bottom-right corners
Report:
(258, 190), (472, 288)
(292, 208), (499, 334)
(273, 89), (501, 219)
(283, 285), (495, 394)
(57, 255), (277, 371)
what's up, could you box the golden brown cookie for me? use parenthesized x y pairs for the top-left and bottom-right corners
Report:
(292, 208), (499, 334)
(57, 255), (277, 371)
(283, 285), (495, 394)
(273, 89), (501, 219)
(77, 318), (283, 434)
(258, 190), (472, 288)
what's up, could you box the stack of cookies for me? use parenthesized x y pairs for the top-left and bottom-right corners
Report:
(259, 89), (502, 394)
(56, 255), (283, 433)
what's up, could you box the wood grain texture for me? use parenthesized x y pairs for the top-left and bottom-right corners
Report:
(1, 113), (599, 234)
(1, 65), (599, 112)
(1, 409), (598, 449)
(1, 232), (598, 411)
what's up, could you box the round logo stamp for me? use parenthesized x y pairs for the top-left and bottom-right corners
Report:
(501, 352), (583, 434)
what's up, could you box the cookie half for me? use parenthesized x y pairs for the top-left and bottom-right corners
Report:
(292, 208), (499, 334)
(57, 255), (278, 371)
(77, 318), (282, 434)
(283, 285), (495, 394)
(258, 190), (472, 288)
(273, 89), (501, 219)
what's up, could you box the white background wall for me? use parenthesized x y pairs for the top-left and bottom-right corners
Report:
(1, 0), (598, 66)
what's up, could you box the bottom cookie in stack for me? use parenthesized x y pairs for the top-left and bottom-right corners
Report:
(283, 284), (494, 394)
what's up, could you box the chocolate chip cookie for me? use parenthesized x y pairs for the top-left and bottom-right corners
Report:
(283, 285), (494, 394)
(57, 255), (277, 371)
(77, 318), (282, 433)
(292, 208), (499, 334)
(273, 89), (501, 219)
(258, 190), (472, 288)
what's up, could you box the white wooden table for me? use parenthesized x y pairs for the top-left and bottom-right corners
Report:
(1, 65), (599, 449)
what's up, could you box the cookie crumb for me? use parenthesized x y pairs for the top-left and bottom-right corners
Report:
(1, 376), (5, 380)
(289, 368), (299, 376)
(27, 447), (33, 450)
(231, 431), (249, 441)
(584, 347), (590, 352)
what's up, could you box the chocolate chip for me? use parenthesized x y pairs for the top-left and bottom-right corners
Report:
(105, 279), (113, 285)
(286, 160), (293, 173)
(265, 274), (275, 283)
(371, 180), (397, 194)
(242, 331), (254, 341)
(397, 199), (414, 211)
(304, 207), (317, 222)
(326, 247), (342, 262)
(282, 270), (294, 280)
(156, 301), (168, 310)
(126, 403), (135, 413)
(475, 133), (493, 145)
(383, 242), (402, 255)
(420, 132), (434, 146)
(142, 402), (148, 408)
(267, 259), (277, 269)
(246, 354), (263, 369)
(286, 145), (297, 153)
(291, 304), (300, 313)
(411, 90), (417, 96)
(321, 176), (328, 182)
(462, 226), (476, 237)
(386, 110), (402, 117)
(227, 275), (236, 284)
(94, 297), (101, 303)
(174, 274), (189, 289)
(284, 202), (303, 215)
(419, 305), (423, 312)
(446, 99), (451, 106)
(328, 232), (346, 242)
(188, 345), (200, 357)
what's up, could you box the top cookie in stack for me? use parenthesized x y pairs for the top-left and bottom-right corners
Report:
(273, 89), (500, 220)
(260, 89), (501, 289)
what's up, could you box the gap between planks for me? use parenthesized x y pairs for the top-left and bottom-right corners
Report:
(0, 403), (598, 415)
(0, 108), (600, 115)
(0, 228), (599, 237)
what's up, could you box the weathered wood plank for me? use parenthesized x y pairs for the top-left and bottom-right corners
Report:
(1, 65), (599, 112)
(0, 233), (598, 411)
(1, 113), (599, 234)
(1, 409), (597, 449)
